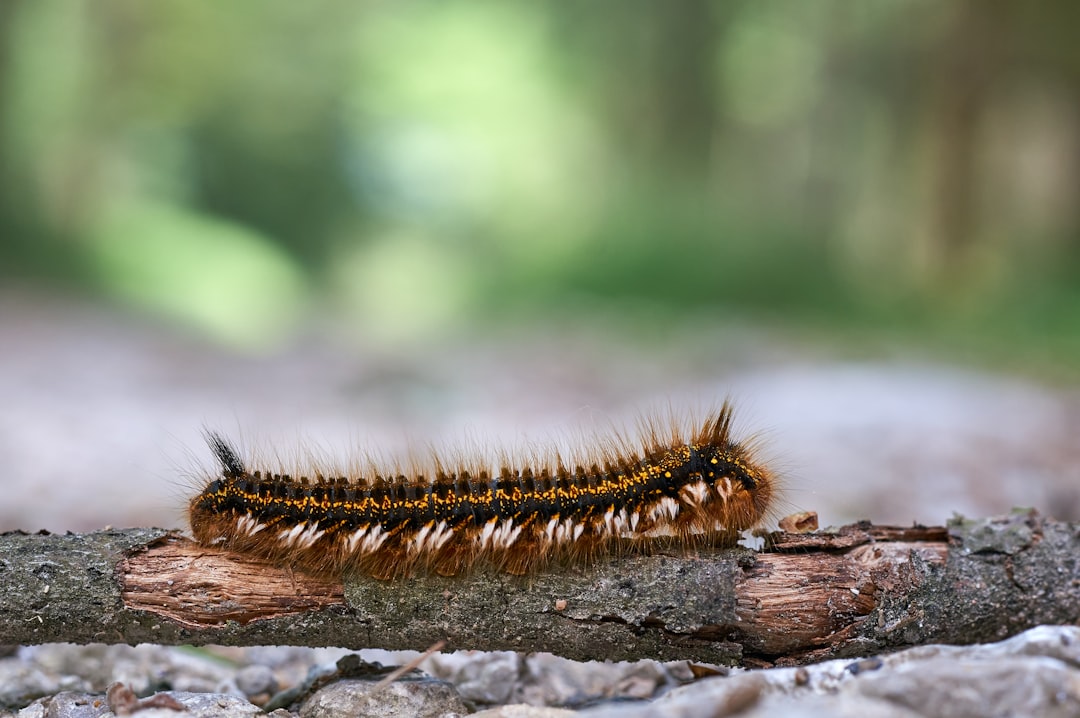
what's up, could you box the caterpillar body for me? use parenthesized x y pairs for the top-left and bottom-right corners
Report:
(188, 403), (776, 579)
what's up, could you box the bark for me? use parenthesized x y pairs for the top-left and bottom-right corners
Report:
(0, 510), (1076, 666)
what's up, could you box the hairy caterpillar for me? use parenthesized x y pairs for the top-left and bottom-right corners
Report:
(188, 403), (776, 579)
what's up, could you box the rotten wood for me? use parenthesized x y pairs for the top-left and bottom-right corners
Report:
(1, 510), (1076, 666)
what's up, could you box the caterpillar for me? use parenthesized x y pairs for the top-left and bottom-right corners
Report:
(187, 403), (776, 579)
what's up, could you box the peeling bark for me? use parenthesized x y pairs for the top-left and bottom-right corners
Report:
(0, 511), (1075, 666)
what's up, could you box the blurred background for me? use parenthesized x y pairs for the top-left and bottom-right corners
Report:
(2, 0), (1079, 533)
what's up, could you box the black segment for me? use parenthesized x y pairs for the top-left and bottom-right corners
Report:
(735, 466), (757, 490)
(686, 446), (707, 477)
(702, 445), (757, 490)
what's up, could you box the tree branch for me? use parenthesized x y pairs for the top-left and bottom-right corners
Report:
(2, 510), (1075, 665)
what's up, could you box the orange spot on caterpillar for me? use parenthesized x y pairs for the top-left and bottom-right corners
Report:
(187, 402), (778, 579)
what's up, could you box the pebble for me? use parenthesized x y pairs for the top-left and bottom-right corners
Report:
(235, 664), (278, 700)
(298, 676), (469, 718)
(16, 691), (263, 718)
(471, 706), (580, 718)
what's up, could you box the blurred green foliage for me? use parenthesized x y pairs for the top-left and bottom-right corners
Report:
(1, 0), (1079, 364)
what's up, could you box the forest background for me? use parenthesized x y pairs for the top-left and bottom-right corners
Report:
(2, 1), (1079, 534)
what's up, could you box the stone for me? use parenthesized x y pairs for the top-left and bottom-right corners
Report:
(575, 626), (1080, 718)
(155, 692), (264, 717)
(17, 690), (263, 718)
(299, 677), (469, 718)
(471, 706), (580, 718)
(0, 659), (64, 710)
(518, 655), (673, 708)
(429, 652), (522, 705)
(235, 664), (278, 699)
(856, 656), (1080, 718)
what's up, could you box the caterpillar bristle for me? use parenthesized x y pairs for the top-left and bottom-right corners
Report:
(188, 403), (778, 580)
(206, 430), (245, 478)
